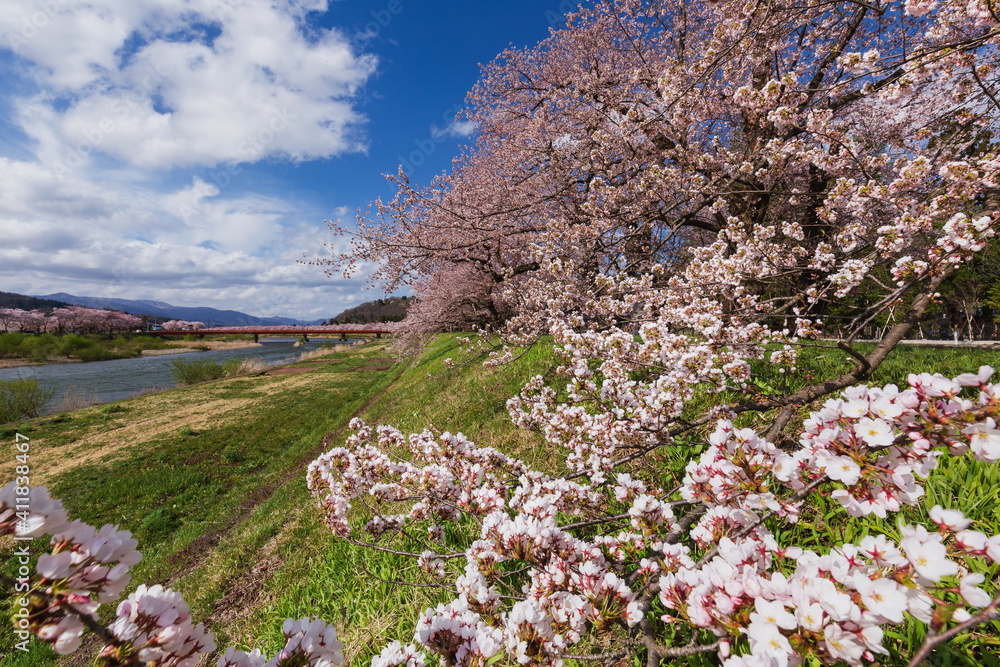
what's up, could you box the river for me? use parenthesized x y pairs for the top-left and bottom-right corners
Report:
(0, 339), (352, 414)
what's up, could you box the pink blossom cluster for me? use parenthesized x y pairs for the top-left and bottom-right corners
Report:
(160, 320), (205, 331)
(307, 418), (530, 537)
(1, 484), (344, 667)
(215, 618), (343, 667)
(1, 484), (140, 654)
(101, 584), (215, 666)
(0, 306), (143, 334)
(371, 640), (426, 667)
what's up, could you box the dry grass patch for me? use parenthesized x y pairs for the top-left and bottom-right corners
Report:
(139, 348), (196, 356)
(18, 373), (349, 485)
(28, 396), (261, 484)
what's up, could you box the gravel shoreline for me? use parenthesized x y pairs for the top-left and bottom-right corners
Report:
(139, 348), (197, 356)
(0, 356), (82, 369)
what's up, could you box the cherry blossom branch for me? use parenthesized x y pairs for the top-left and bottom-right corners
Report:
(694, 476), (827, 568)
(763, 266), (955, 441)
(906, 591), (1000, 667)
(0, 573), (118, 647)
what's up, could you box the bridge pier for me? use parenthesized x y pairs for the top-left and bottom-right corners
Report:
(253, 333), (259, 343)
(301, 334), (309, 343)
(340, 333), (347, 341)
(376, 333), (381, 339)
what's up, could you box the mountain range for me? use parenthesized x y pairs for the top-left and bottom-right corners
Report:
(34, 293), (320, 327)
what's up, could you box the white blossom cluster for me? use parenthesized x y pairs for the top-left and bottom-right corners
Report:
(307, 367), (1000, 665)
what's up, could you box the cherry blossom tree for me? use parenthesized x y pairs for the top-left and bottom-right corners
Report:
(161, 320), (206, 331)
(402, 264), (511, 336)
(0, 308), (28, 333)
(49, 307), (143, 334)
(308, 0), (1000, 664)
(324, 0), (1000, 349)
(15, 310), (53, 333)
(9, 1), (1000, 666)
(3, 307), (143, 335)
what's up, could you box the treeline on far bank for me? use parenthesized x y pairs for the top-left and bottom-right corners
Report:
(0, 332), (175, 363)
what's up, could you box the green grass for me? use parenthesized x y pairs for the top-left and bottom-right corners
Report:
(0, 342), (407, 665)
(757, 342), (1000, 396)
(2, 336), (999, 666)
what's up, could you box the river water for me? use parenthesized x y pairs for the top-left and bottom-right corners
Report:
(0, 339), (350, 414)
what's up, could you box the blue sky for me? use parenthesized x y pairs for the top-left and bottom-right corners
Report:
(0, 0), (572, 320)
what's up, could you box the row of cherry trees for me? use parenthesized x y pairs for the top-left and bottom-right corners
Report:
(325, 1), (1000, 348)
(313, 0), (1000, 664)
(160, 320), (205, 331)
(0, 307), (143, 335)
(8, 0), (1000, 666)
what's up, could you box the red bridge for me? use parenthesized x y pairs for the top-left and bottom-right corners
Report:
(148, 324), (396, 342)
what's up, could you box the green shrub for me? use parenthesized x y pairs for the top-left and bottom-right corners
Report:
(72, 347), (121, 362)
(140, 508), (178, 536)
(222, 359), (244, 375)
(0, 379), (54, 423)
(56, 334), (94, 354)
(171, 359), (228, 385)
(171, 357), (266, 385)
(221, 447), (245, 463)
(0, 332), (29, 357)
(0, 332), (172, 363)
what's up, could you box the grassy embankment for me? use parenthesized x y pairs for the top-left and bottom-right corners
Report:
(0, 336), (557, 666)
(0, 337), (998, 665)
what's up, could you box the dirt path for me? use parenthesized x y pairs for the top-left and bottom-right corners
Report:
(58, 351), (411, 666)
(196, 355), (414, 625)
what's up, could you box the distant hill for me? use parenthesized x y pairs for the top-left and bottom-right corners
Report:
(328, 296), (411, 324)
(35, 293), (317, 327)
(0, 291), (74, 311)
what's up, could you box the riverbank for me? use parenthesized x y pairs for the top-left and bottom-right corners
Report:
(0, 335), (265, 367)
(0, 332), (179, 364)
(139, 348), (196, 356)
(0, 340), (337, 418)
(0, 355), (82, 369)
(138, 340), (264, 356)
(166, 340), (263, 350)
(0, 336), (555, 666)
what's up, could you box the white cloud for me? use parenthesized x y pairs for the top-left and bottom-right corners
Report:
(2, 0), (377, 169)
(430, 119), (477, 140)
(0, 157), (372, 320)
(0, 1), (383, 319)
